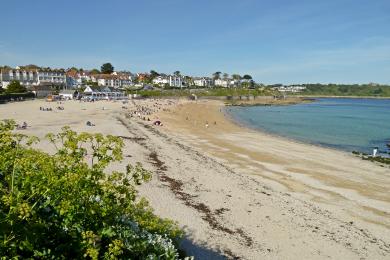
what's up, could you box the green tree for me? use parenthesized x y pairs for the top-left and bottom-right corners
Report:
(85, 80), (99, 87)
(5, 80), (27, 94)
(150, 70), (160, 79)
(0, 121), (183, 259)
(90, 68), (100, 75)
(232, 74), (241, 80)
(242, 74), (252, 80)
(173, 71), (181, 77)
(101, 63), (114, 74)
(212, 72), (221, 80)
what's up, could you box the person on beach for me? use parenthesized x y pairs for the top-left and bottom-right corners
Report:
(372, 147), (378, 157)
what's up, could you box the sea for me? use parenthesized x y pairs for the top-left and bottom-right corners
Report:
(226, 98), (390, 155)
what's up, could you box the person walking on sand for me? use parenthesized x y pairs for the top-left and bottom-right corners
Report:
(372, 147), (378, 157)
(205, 121), (209, 128)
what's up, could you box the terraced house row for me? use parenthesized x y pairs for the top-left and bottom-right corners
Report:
(0, 66), (134, 90)
(0, 66), (66, 88)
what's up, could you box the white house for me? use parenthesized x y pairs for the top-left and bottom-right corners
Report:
(169, 75), (184, 88)
(273, 85), (306, 93)
(83, 86), (126, 100)
(59, 89), (77, 100)
(193, 77), (213, 88)
(152, 76), (170, 86)
(0, 66), (66, 88)
(151, 75), (185, 88)
(92, 74), (132, 88)
(214, 79), (230, 88)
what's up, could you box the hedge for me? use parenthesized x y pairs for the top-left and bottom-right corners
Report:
(0, 92), (35, 102)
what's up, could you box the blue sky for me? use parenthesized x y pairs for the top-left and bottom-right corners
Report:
(1, 0), (389, 84)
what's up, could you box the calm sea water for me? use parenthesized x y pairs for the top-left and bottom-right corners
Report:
(226, 98), (390, 155)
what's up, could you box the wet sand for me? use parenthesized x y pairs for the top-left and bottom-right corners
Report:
(0, 99), (389, 259)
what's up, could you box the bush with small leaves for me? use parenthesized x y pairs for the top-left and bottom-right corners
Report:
(0, 120), (184, 259)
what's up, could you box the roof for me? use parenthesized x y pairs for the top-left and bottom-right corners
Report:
(30, 85), (53, 91)
(93, 74), (131, 80)
(66, 70), (79, 78)
(0, 67), (65, 73)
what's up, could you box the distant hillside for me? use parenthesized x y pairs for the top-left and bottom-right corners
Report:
(298, 84), (390, 97)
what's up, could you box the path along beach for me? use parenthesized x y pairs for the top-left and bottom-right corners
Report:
(0, 98), (389, 259)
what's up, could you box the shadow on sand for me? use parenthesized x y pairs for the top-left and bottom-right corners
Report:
(180, 236), (233, 260)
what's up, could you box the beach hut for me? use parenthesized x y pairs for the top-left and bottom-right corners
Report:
(30, 85), (53, 98)
(59, 89), (77, 100)
(83, 86), (125, 101)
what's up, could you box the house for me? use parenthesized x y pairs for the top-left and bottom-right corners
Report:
(272, 85), (306, 93)
(66, 69), (81, 88)
(30, 84), (53, 98)
(151, 74), (185, 88)
(0, 66), (66, 89)
(169, 75), (184, 88)
(137, 73), (149, 82)
(59, 89), (78, 100)
(193, 77), (213, 88)
(214, 78), (230, 88)
(92, 74), (132, 88)
(152, 76), (169, 86)
(83, 86), (126, 100)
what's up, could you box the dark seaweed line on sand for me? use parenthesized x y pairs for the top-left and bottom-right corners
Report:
(148, 151), (254, 249)
(118, 116), (250, 258)
(118, 115), (390, 258)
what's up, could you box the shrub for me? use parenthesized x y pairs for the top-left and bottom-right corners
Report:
(0, 120), (183, 259)
(0, 92), (35, 101)
(5, 80), (27, 94)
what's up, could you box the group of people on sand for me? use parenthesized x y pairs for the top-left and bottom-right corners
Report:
(16, 121), (28, 130)
(127, 99), (178, 126)
(40, 107), (53, 111)
(40, 106), (64, 111)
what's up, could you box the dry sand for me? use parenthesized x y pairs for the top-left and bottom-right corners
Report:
(0, 98), (389, 259)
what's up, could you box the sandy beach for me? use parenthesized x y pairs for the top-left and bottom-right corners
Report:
(0, 98), (389, 259)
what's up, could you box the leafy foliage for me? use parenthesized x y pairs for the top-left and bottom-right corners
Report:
(0, 121), (183, 259)
(5, 80), (27, 94)
(101, 63), (114, 74)
(297, 84), (390, 97)
(0, 92), (35, 102)
(90, 69), (101, 75)
(242, 75), (252, 80)
(150, 70), (160, 79)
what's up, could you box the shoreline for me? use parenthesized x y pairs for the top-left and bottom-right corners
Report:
(157, 99), (390, 224)
(222, 104), (356, 156)
(296, 95), (390, 99)
(223, 104), (390, 160)
(1, 99), (389, 259)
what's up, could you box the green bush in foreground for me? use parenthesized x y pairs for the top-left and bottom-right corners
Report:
(0, 120), (183, 259)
